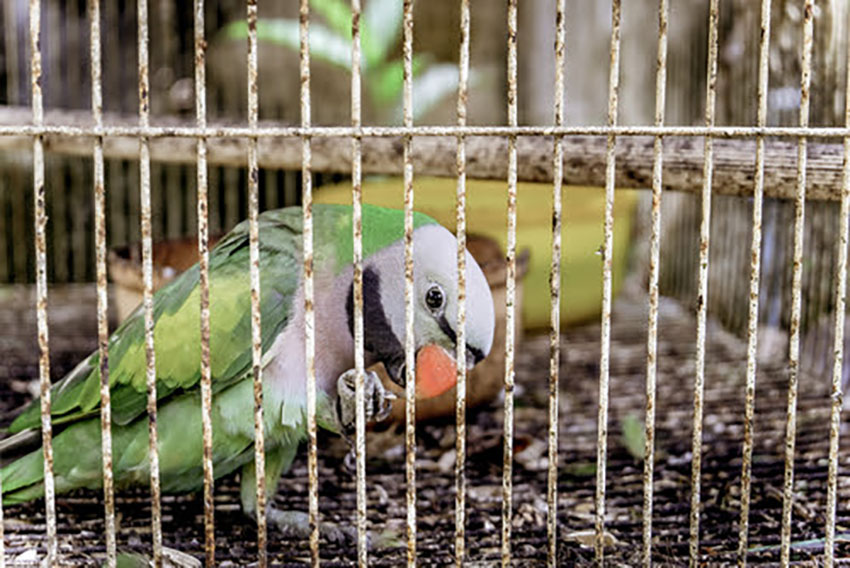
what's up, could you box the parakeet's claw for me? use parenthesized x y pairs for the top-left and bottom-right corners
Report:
(336, 368), (396, 437)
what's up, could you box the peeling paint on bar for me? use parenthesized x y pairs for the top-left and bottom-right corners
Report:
(10, 121), (850, 140)
(737, 1), (771, 565)
(88, 0), (116, 564)
(350, 0), (368, 565)
(781, 2), (814, 565)
(548, 0), (566, 565)
(689, 0), (720, 564)
(824, 10), (850, 564)
(299, 0), (320, 564)
(29, 0), (58, 563)
(245, 1), (267, 566)
(454, 0), (470, 564)
(137, 0), (163, 564)
(642, 0), (668, 565)
(402, 0), (417, 565)
(502, 0), (518, 565)
(193, 0), (215, 565)
(596, 0), (621, 564)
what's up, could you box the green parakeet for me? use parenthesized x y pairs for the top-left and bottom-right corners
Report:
(0, 203), (495, 536)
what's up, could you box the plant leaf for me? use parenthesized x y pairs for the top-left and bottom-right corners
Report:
(362, 0), (403, 68)
(310, 0), (352, 40)
(390, 63), (464, 122)
(370, 55), (427, 106)
(222, 19), (352, 70)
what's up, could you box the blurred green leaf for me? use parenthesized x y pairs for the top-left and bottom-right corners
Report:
(310, 0), (352, 40)
(223, 19), (352, 70)
(370, 55), (427, 106)
(390, 63), (464, 122)
(621, 413), (645, 461)
(362, 0), (403, 68)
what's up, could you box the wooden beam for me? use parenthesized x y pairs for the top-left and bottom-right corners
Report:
(0, 106), (845, 200)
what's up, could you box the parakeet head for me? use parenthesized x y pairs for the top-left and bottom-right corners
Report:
(348, 222), (495, 398)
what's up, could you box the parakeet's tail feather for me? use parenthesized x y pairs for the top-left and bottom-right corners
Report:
(1, 448), (45, 505)
(2, 480), (45, 505)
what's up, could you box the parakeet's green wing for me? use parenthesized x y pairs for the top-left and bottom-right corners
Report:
(9, 209), (304, 433)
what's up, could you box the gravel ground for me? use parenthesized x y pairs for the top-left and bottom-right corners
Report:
(1, 284), (849, 566)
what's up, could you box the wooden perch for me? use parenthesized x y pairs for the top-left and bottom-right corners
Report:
(0, 106), (845, 201)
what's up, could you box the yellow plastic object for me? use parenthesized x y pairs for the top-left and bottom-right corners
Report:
(316, 177), (637, 330)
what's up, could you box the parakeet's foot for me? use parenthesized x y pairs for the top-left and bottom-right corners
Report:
(264, 507), (358, 545)
(336, 369), (396, 437)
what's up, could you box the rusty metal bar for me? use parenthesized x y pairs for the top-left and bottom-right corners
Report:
(737, 1), (772, 565)
(595, 0), (621, 564)
(193, 0), (215, 565)
(11, 121), (850, 140)
(688, 0), (720, 564)
(29, 0), (58, 563)
(137, 0), (163, 564)
(548, 0), (566, 565)
(780, 2), (814, 565)
(401, 0), (417, 565)
(300, 0), (319, 564)
(824, 8), (850, 564)
(502, 0), (518, 565)
(350, 0), (368, 565)
(245, 1), (267, 566)
(454, 0), (471, 564)
(5, 122), (850, 202)
(88, 0), (116, 564)
(642, 0), (668, 565)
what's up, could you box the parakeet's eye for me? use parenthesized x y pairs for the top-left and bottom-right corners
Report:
(425, 284), (445, 312)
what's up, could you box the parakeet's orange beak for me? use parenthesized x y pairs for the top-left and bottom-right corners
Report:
(415, 343), (458, 399)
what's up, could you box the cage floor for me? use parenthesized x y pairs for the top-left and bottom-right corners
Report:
(1, 284), (850, 566)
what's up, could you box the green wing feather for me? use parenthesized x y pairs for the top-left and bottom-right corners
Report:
(9, 203), (436, 434)
(9, 208), (304, 433)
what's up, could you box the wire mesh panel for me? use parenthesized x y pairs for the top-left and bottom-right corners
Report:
(0, 0), (849, 566)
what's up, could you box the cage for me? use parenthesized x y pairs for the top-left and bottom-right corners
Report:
(1, 0), (850, 566)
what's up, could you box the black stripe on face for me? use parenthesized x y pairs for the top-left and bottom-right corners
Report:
(437, 314), (486, 365)
(346, 266), (406, 383)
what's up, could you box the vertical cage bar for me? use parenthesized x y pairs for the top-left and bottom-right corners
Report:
(350, 0), (368, 564)
(137, 0), (163, 564)
(300, 0), (319, 564)
(29, 0), (58, 563)
(780, 1), (813, 564)
(0, 465), (3, 568)
(824, 8), (850, 564)
(595, 0), (621, 564)
(502, 0), (518, 565)
(193, 0), (215, 564)
(642, 0), (668, 565)
(689, 0), (719, 564)
(737, 0), (772, 564)
(454, 0), (471, 564)
(401, 0), (417, 565)
(89, 0), (117, 564)
(548, 0), (566, 564)
(246, 0), (267, 566)
(0, 0), (11, 525)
